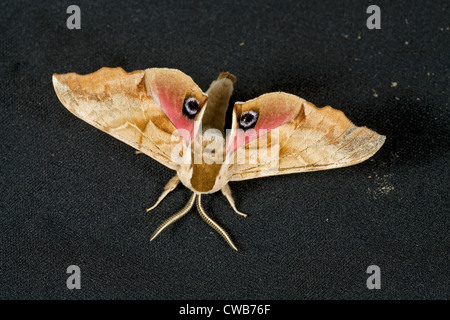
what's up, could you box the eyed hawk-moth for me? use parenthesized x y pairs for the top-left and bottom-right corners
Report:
(53, 67), (385, 250)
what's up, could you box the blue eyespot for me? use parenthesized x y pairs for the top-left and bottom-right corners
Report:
(239, 110), (258, 130)
(183, 97), (199, 119)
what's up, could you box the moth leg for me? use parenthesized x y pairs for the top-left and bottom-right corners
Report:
(150, 193), (196, 241)
(221, 184), (247, 218)
(146, 175), (180, 212)
(135, 150), (144, 155)
(196, 194), (238, 251)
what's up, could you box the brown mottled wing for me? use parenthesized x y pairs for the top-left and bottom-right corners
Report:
(228, 92), (385, 181)
(53, 67), (207, 170)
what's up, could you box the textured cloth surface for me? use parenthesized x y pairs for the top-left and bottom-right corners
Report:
(1, 0), (448, 299)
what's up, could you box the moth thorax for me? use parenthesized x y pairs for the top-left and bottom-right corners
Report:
(178, 130), (227, 193)
(192, 129), (226, 165)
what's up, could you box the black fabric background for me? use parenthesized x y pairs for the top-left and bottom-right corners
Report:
(1, 0), (448, 299)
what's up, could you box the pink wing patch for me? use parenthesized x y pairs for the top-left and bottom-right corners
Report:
(231, 94), (302, 152)
(145, 68), (207, 145)
(154, 84), (194, 143)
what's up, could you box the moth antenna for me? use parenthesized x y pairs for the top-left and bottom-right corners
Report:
(196, 194), (238, 251)
(146, 175), (180, 212)
(150, 193), (196, 241)
(221, 184), (247, 218)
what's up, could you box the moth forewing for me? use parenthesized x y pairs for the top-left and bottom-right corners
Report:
(233, 128), (259, 165)
(257, 129), (280, 172)
(169, 129), (185, 167)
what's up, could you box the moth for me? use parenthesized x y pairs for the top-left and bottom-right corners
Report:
(53, 67), (385, 250)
